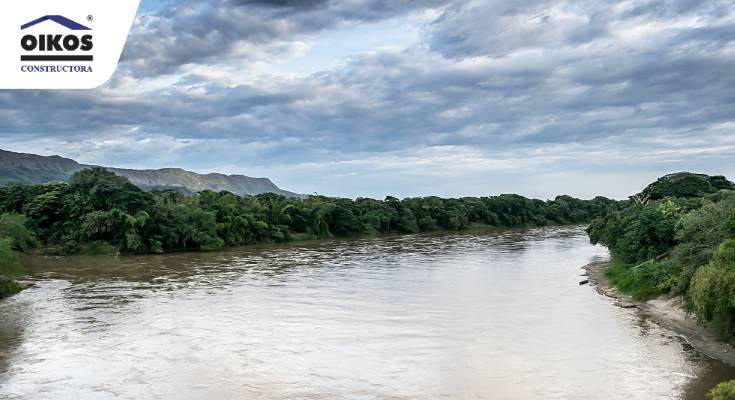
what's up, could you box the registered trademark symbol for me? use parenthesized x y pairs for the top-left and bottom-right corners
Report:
(87, 15), (93, 21)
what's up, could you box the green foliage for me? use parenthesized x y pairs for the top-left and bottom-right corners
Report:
(636, 172), (734, 202)
(588, 202), (678, 264)
(709, 380), (735, 400)
(590, 173), (735, 335)
(605, 260), (681, 300)
(711, 176), (735, 191)
(0, 275), (21, 298)
(149, 192), (223, 251)
(0, 168), (618, 257)
(68, 167), (152, 213)
(0, 212), (28, 296)
(689, 240), (735, 336)
(0, 239), (24, 276)
(0, 213), (35, 251)
(673, 192), (735, 292)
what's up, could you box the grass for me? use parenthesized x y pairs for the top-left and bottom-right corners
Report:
(605, 259), (681, 300)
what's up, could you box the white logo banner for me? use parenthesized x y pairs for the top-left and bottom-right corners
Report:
(0, 0), (141, 89)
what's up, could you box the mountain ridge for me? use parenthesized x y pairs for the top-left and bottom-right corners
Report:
(0, 149), (299, 197)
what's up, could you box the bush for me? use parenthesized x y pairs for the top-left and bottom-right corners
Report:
(672, 193), (735, 292)
(709, 380), (735, 400)
(0, 213), (35, 250)
(0, 167), (620, 256)
(605, 260), (681, 300)
(689, 240), (735, 336)
(0, 238), (24, 299)
(588, 203), (677, 264)
(0, 238), (23, 276)
(0, 275), (21, 298)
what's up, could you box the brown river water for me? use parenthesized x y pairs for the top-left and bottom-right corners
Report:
(1, 225), (734, 399)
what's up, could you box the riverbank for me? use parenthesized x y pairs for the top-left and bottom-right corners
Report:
(583, 261), (735, 367)
(0, 276), (22, 298)
(0, 277), (34, 298)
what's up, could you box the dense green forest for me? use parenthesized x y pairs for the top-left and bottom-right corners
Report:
(0, 167), (619, 297)
(587, 172), (735, 336)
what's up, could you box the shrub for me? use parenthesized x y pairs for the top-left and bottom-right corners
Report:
(605, 260), (681, 300)
(588, 203), (677, 264)
(0, 213), (35, 250)
(0, 275), (21, 298)
(0, 238), (23, 276)
(709, 380), (735, 400)
(689, 240), (735, 336)
(673, 193), (735, 292)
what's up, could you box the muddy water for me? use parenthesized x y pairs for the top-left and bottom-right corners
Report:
(1, 226), (734, 399)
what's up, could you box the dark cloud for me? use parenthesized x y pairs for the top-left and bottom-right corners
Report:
(620, 0), (732, 19)
(428, 0), (735, 59)
(121, 0), (452, 77)
(232, 0), (328, 9)
(429, 1), (612, 58)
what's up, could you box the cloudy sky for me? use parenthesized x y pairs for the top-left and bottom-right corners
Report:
(2, 0), (734, 199)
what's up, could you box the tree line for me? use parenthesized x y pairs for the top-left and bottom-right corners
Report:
(587, 172), (735, 336)
(0, 167), (619, 296)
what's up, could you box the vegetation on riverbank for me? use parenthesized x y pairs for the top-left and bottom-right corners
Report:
(0, 167), (619, 295)
(709, 380), (735, 400)
(587, 172), (735, 337)
(0, 213), (34, 297)
(1, 167), (619, 254)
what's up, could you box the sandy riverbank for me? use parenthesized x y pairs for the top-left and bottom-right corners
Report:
(583, 261), (735, 367)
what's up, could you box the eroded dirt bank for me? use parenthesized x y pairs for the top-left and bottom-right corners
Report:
(583, 261), (735, 367)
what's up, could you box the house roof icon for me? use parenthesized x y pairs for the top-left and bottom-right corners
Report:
(21, 15), (91, 31)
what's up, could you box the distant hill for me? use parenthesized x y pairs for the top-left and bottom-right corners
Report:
(632, 172), (735, 203)
(0, 149), (300, 197)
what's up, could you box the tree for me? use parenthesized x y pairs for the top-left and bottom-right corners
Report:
(635, 172), (733, 201)
(710, 380), (735, 400)
(0, 168), (626, 258)
(68, 167), (152, 213)
(588, 203), (677, 264)
(689, 240), (735, 336)
(0, 213), (35, 251)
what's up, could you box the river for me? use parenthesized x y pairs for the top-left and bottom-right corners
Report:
(1, 226), (734, 399)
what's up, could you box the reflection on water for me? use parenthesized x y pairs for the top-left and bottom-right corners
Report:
(1, 226), (734, 399)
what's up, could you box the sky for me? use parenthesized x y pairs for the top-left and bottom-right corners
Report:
(1, 0), (734, 200)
